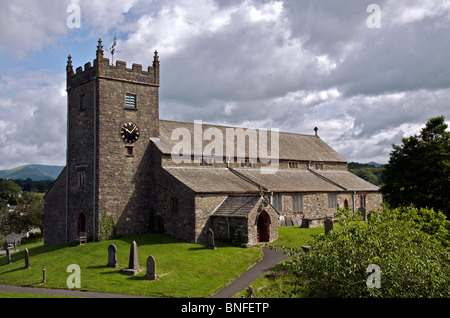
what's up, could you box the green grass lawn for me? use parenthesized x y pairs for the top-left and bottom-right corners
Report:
(0, 233), (262, 298)
(0, 225), (337, 298)
(0, 291), (76, 298)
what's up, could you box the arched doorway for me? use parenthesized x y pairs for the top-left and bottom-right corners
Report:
(344, 199), (349, 210)
(256, 211), (271, 243)
(77, 211), (87, 235)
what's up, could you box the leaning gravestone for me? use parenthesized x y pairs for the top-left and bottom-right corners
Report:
(145, 255), (157, 280)
(120, 241), (142, 275)
(107, 244), (119, 268)
(24, 248), (31, 269)
(324, 218), (333, 235)
(207, 229), (216, 250)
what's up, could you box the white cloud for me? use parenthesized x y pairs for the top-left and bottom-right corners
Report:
(1, 0), (450, 168)
(0, 0), (68, 58)
(0, 70), (66, 169)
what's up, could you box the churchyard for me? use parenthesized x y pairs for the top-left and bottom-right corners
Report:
(0, 227), (323, 298)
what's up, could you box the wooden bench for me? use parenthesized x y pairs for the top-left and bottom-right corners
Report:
(74, 232), (87, 246)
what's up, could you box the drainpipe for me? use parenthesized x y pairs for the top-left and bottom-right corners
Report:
(352, 191), (356, 213)
(93, 77), (98, 242)
(65, 93), (69, 242)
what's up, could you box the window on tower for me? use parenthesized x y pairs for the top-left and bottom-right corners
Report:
(77, 171), (85, 190)
(125, 93), (137, 109)
(80, 94), (86, 111)
(125, 146), (134, 157)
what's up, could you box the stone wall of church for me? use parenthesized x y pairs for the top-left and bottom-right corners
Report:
(277, 191), (383, 221)
(149, 145), (202, 243)
(194, 194), (228, 242)
(66, 78), (97, 242)
(44, 167), (67, 246)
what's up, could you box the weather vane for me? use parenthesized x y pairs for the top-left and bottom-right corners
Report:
(110, 33), (121, 65)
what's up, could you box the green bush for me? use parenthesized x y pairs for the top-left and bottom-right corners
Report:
(388, 205), (450, 247)
(98, 213), (116, 241)
(281, 207), (449, 298)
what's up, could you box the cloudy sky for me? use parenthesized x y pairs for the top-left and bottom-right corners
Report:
(0, 0), (449, 169)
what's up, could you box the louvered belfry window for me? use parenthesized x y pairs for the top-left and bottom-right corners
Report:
(125, 93), (136, 109)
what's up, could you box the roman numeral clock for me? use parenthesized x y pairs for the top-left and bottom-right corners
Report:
(121, 122), (140, 144)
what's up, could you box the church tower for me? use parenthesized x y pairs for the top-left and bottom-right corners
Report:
(65, 39), (160, 242)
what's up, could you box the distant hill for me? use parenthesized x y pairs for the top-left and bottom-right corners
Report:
(348, 162), (386, 187)
(367, 161), (385, 167)
(0, 165), (64, 181)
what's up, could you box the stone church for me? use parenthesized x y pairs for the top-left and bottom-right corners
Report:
(44, 40), (382, 246)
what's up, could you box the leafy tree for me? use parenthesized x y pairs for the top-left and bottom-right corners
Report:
(381, 116), (450, 217)
(276, 207), (449, 298)
(348, 163), (386, 187)
(0, 192), (44, 236)
(0, 179), (21, 206)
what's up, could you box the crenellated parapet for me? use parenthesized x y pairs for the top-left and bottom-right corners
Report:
(67, 38), (160, 90)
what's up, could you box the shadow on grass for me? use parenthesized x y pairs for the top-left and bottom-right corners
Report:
(114, 233), (186, 247)
(23, 241), (73, 259)
(0, 266), (26, 275)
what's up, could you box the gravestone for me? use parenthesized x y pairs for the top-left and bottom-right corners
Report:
(107, 244), (119, 268)
(247, 286), (254, 298)
(295, 214), (302, 226)
(24, 248), (31, 269)
(207, 229), (216, 250)
(145, 255), (157, 280)
(120, 241), (142, 275)
(360, 207), (367, 221)
(324, 218), (333, 235)
(285, 216), (293, 227)
(279, 216), (286, 227)
(292, 216), (299, 226)
(6, 248), (11, 265)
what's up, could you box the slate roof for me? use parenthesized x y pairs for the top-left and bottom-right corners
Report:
(236, 169), (344, 193)
(164, 167), (260, 194)
(157, 120), (380, 194)
(154, 120), (347, 162)
(211, 195), (261, 218)
(163, 167), (375, 194)
(313, 170), (380, 191)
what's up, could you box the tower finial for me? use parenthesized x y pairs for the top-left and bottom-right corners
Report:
(67, 55), (73, 73)
(153, 50), (159, 67)
(97, 38), (104, 56)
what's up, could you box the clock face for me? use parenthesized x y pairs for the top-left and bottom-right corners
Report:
(121, 122), (140, 144)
